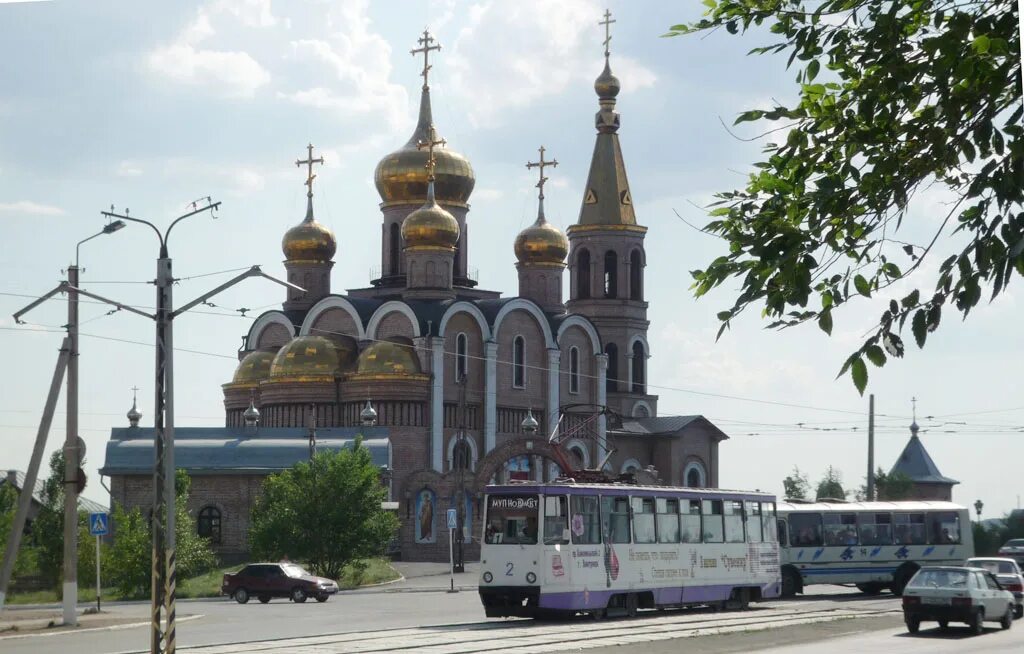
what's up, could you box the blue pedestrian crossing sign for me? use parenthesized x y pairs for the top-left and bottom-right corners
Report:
(89, 512), (109, 536)
(446, 508), (458, 530)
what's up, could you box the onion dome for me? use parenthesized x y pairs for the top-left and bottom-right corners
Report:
(231, 350), (275, 386)
(243, 394), (261, 426)
(594, 60), (620, 100)
(268, 335), (348, 382)
(354, 340), (422, 376)
(515, 202), (568, 266)
(282, 212), (336, 263)
(401, 180), (460, 250)
(127, 390), (142, 428)
(374, 43), (474, 206)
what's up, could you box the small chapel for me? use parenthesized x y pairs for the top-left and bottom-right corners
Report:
(101, 17), (730, 562)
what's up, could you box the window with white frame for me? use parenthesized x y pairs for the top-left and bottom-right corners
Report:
(512, 336), (526, 388)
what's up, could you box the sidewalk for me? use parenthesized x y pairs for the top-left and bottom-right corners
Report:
(344, 561), (480, 594)
(0, 604), (160, 638)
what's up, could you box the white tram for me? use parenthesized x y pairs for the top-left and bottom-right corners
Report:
(777, 501), (974, 596)
(478, 481), (781, 618)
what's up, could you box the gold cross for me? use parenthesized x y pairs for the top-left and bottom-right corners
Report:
(295, 143), (325, 198)
(526, 146), (558, 200)
(599, 9), (616, 58)
(411, 29), (442, 89)
(416, 127), (447, 180)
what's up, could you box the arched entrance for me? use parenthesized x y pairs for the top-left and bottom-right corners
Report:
(473, 438), (565, 487)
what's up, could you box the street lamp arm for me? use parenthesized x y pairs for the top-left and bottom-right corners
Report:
(164, 201), (221, 255)
(171, 266), (305, 319)
(103, 211), (165, 250)
(12, 283), (69, 324)
(64, 285), (157, 320)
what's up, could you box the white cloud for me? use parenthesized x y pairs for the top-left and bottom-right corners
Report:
(116, 160), (143, 177)
(446, 0), (657, 127)
(0, 200), (65, 216)
(472, 188), (504, 201)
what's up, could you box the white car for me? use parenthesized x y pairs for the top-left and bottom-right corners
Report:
(998, 539), (1024, 568)
(967, 557), (1024, 619)
(902, 566), (1014, 635)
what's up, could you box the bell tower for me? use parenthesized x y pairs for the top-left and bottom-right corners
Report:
(567, 10), (654, 417)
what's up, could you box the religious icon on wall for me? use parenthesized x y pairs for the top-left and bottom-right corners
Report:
(415, 489), (436, 543)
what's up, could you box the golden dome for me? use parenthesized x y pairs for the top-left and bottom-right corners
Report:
(231, 350), (275, 385)
(268, 335), (347, 381)
(354, 339), (422, 376)
(374, 88), (475, 206)
(282, 201), (336, 263)
(594, 60), (621, 99)
(515, 210), (568, 266)
(402, 184), (460, 250)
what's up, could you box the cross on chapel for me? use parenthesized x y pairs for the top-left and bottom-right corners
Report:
(526, 146), (558, 200)
(411, 29), (442, 89)
(600, 9), (616, 58)
(295, 143), (324, 198)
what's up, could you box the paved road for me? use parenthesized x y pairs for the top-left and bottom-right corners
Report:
(1, 585), (908, 654)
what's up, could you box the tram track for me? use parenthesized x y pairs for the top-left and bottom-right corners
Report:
(180, 605), (901, 654)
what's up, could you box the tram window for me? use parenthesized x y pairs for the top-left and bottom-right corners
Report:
(746, 502), (763, 543)
(632, 497), (657, 544)
(788, 513), (823, 547)
(823, 512), (858, 546)
(894, 513), (927, 545)
(602, 496), (631, 544)
(484, 494), (539, 545)
(858, 512), (892, 545)
(570, 495), (601, 544)
(763, 502), (778, 542)
(777, 519), (788, 546)
(657, 498), (680, 543)
(927, 511), (961, 544)
(724, 500), (745, 543)
(702, 499), (724, 543)
(681, 499), (702, 543)
(543, 496), (569, 545)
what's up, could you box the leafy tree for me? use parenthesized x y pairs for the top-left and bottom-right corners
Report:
(668, 1), (1022, 393)
(0, 483), (36, 577)
(853, 467), (914, 500)
(782, 465), (811, 500)
(32, 451), (69, 586)
(816, 466), (847, 500)
(106, 470), (214, 598)
(250, 440), (398, 580)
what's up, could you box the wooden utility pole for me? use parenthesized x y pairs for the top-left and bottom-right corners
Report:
(867, 394), (875, 501)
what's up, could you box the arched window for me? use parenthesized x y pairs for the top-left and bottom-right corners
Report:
(389, 223), (400, 275)
(197, 506), (222, 544)
(605, 343), (618, 393)
(684, 461), (707, 488)
(569, 346), (580, 394)
(631, 340), (645, 394)
(513, 336), (526, 388)
(630, 249), (643, 300)
(452, 438), (472, 471)
(577, 249), (591, 299)
(603, 250), (617, 298)
(456, 332), (468, 382)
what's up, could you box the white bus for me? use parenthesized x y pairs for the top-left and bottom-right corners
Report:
(478, 481), (781, 618)
(777, 500), (973, 596)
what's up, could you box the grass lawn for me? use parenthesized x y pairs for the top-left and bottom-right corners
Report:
(5, 558), (400, 604)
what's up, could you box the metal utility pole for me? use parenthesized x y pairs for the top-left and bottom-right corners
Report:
(0, 338), (71, 609)
(867, 394), (875, 501)
(88, 201), (301, 654)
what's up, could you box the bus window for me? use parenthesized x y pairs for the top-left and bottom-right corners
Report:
(602, 496), (631, 544)
(777, 518), (788, 546)
(823, 512), (858, 546)
(763, 502), (778, 542)
(724, 500), (745, 543)
(857, 513), (892, 545)
(543, 495), (569, 545)
(632, 497), (656, 544)
(570, 495), (601, 544)
(894, 513), (926, 545)
(702, 499), (724, 543)
(681, 500), (702, 543)
(657, 498), (680, 543)
(788, 513), (823, 547)
(746, 502), (763, 543)
(485, 494), (539, 545)
(927, 511), (961, 544)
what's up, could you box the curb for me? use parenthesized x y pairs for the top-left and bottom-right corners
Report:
(0, 613), (204, 641)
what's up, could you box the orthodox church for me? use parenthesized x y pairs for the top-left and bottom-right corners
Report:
(102, 19), (729, 562)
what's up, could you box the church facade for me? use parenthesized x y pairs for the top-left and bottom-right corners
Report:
(102, 24), (729, 563)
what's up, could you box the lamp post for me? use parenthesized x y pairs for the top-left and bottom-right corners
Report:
(975, 499), (984, 523)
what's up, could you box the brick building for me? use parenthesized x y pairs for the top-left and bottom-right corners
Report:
(101, 27), (729, 562)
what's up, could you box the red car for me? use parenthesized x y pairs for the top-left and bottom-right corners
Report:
(221, 562), (339, 604)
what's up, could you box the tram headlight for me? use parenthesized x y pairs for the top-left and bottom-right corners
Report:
(526, 572), (537, 584)
(483, 571), (493, 583)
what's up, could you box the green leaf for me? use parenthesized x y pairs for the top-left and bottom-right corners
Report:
(865, 345), (886, 367)
(854, 274), (871, 297)
(806, 59), (820, 82)
(912, 309), (928, 348)
(818, 308), (833, 335)
(972, 35), (991, 54)
(851, 357), (868, 395)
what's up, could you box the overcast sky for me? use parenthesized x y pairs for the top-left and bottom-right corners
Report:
(1, 0), (1020, 519)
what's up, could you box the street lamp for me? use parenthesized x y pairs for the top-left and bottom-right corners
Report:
(975, 499), (984, 523)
